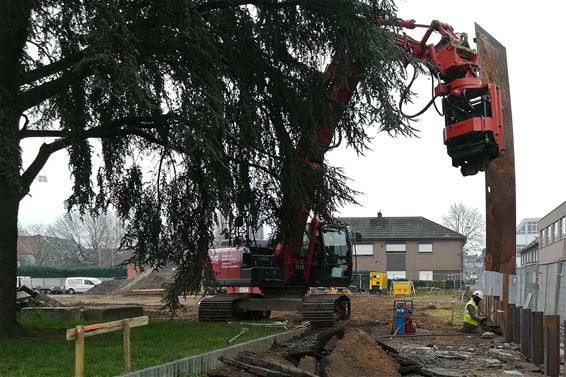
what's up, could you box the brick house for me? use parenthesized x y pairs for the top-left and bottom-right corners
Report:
(340, 212), (466, 281)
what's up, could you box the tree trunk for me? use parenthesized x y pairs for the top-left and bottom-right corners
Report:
(0, 0), (33, 338)
(0, 183), (21, 338)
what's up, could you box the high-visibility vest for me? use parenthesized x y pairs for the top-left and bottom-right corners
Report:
(463, 298), (479, 326)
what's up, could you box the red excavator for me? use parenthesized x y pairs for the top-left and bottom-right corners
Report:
(198, 19), (503, 326)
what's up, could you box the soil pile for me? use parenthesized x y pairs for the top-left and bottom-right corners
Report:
(87, 279), (125, 295)
(86, 269), (174, 295)
(325, 327), (401, 377)
(211, 324), (406, 377)
(129, 269), (175, 290)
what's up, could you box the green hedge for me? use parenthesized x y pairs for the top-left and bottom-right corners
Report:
(17, 265), (126, 278)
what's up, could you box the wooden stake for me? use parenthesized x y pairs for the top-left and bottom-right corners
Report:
(450, 301), (455, 326)
(123, 319), (131, 373)
(75, 325), (85, 377)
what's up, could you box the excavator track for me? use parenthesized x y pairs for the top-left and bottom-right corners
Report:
(302, 294), (350, 327)
(198, 294), (245, 322)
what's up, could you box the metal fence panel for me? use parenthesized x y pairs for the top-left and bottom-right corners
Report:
(509, 274), (517, 305)
(538, 264), (548, 313)
(558, 261), (566, 318)
(477, 271), (503, 297)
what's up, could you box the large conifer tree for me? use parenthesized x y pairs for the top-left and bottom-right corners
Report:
(0, 0), (414, 337)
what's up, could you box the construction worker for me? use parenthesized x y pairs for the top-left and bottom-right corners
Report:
(462, 290), (486, 333)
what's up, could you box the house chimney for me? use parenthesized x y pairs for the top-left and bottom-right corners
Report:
(377, 211), (382, 218)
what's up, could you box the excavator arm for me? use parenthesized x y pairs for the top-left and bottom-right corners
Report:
(282, 19), (504, 284)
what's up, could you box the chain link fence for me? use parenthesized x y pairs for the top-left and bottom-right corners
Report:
(350, 272), (465, 293)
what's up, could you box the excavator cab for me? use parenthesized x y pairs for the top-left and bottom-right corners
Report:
(311, 226), (353, 288)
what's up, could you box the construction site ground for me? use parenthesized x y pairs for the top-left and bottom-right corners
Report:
(54, 292), (546, 376)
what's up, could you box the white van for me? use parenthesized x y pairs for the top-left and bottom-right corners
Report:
(64, 277), (102, 294)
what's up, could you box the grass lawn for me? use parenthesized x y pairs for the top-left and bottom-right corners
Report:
(424, 308), (458, 325)
(0, 318), (284, 377)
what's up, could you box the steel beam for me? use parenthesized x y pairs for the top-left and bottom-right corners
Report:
(502, 274), (509, 338)
(544, 315), (559, 377)
(475, 24), (516, 337)
(513, 306), (521, 344)
(531, 311), (544, 367)
(520, 308), (531, 360)
(475, 24), (516, 275)
(506, 303), (514, 343)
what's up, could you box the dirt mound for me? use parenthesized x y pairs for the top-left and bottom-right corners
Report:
(86, 269), (174, 295)
(129, 269), (175, 290)
(87, 279), (126, 295)
(325, 327), (401, 377)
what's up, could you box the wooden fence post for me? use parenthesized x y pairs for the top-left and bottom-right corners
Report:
(124, 319), (131, 373)
(75, 325), (85, 377)
(67, 316), (148, 376)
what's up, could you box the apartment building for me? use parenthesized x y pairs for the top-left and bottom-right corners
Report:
(538, 201), (566, 264)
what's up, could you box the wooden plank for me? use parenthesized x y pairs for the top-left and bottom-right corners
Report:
(123, 319), (131, 373)
(66, 316), (148, 340)
(74, 325), (85, 377)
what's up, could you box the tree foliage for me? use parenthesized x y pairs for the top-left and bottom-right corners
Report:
(2, 0), (415, 316)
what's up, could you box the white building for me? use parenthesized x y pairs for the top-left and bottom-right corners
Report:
(516, 218), (540, 267)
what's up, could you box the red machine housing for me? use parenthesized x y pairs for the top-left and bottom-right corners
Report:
(394, 19), (504, 176)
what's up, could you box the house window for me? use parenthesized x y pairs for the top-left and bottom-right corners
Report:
(418, 243), (433, 253)
(541, 229), (546, 246)
(561, 217), (566, 239)
(419, 271), (433, 281)
(386, 243), (406, 252)
(354, 244), (374, 256)
(548, 226), (553, 244)
(528, 222), (538, 234)
(554, 222), (560, 241)
(387, 271), (406, 279)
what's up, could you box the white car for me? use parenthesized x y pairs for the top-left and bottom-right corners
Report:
(64, 277), (102, 294)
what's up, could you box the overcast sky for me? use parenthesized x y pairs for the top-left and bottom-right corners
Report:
(19, 0), (565, 227)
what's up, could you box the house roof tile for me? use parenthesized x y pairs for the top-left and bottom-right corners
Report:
(339, 216), (466, 241)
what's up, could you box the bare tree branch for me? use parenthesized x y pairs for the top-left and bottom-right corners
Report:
(19, 48), (90, 85)
(20, 138), (70, 200)
(442, 202), (485, 254)
(19, 130), (63, 138)
(17, 57), (96, 111)
(19, 116), (181, 198)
